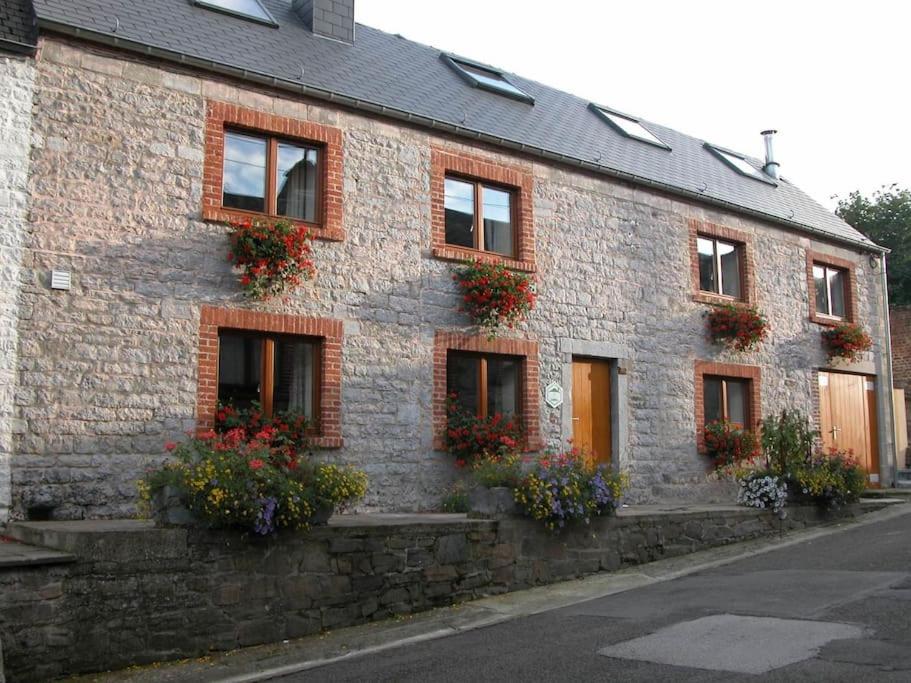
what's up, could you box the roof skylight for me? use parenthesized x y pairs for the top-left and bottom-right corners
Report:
(704, 143), (776, 184)
(442, 54), (534, 104)
(590, 104), (669, 149)
(193, 0), (277, 26)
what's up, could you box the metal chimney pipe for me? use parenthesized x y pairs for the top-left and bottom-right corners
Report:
(761, 129), (780, 179)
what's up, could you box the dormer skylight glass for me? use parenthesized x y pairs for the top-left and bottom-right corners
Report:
(705, 144), (776, 184)
(193, 0), (277, 26)
(442, 54), (534, 104)
(590, 104), (669, 150)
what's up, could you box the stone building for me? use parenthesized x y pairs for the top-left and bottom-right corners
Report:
(0, 0), (898, 521)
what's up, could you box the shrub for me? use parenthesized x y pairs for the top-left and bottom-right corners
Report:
(453, 259), (536, 337)
(793, 448), (866, 508)
(445, 395), (523, 466)
(822, 322), (872, 363)
(227, 217), (315, 299)
(440, 482), (470, 513)
(514, 447), (627, 531)
(760, 409), (818, 476)
(706, 304), (768, 352)
(146, 428), (366, 535)
(471, 452), (521, 488)
(736, 472), (788, 513)
(704, 420), (760, 468)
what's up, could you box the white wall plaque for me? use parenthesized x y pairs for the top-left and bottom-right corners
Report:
(545, 381), (564, 409)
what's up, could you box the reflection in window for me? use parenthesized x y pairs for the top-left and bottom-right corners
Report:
(703, 376), (749, 427)
(446, 351), (520, 419)
(276, 143), (319, 223)
(814, 263), (848, 318)
(697, 235), (743, 299)
(443, 176), (516, 257)
(223, 131), (266, 212)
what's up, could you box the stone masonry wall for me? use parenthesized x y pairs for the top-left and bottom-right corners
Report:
(10, 38), (893, 518)
(0, 53), (34, 523)
(890, 305), (911, 465)
(0, 506), (872, 682)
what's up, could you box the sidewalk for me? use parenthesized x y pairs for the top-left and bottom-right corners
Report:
(69, 502), (911, 683)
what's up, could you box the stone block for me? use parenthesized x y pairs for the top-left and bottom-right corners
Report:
(435, 534), (468, 564)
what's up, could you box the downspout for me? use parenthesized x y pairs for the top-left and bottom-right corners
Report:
(880, 253), (898, 485)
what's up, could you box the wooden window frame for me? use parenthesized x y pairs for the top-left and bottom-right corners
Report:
(203, 100), (344, 241)
(702, 375), (751, 427)
(446, 350), (522, 420)
(433, 331), (541, 451)
(688, 218), (755, 306)
(431, 146), (536, 272)
(222, 129), (324, 228)
(693, 360), (761, 452)
(443, 174), (518, 259)
(217, 329), (322, 425)
(697, 235), (745, 300)
(806, 250), (858, 326)
(197, 306), (343, 448)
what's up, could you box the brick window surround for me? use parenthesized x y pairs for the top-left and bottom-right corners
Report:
(805, 250), (858, 326)
(433, 331), (541, 451)
(430, 146), (536, 272)
(688, 218), (756, 306)
(202, 100), (344, 241)
(693, 360), (761, 452)
(197, 306), (343, 448)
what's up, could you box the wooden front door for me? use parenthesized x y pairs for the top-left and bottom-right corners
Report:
(572, 358), (611, 465)
(819, 371), (880, 485)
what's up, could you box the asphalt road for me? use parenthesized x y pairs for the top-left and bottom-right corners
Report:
(296, 512), (911, 682)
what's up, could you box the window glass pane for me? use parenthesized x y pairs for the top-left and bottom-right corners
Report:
(726, 380), (748, 426)
(697, 237), (716, 293)
(456, 61), (530, 99)
(828, 268), (847, 318)
(444, 178), (475, 248)
(272, 338), (316, 420)
(218, 333), (261, 409)
(600, 110), (665, 146)
(223, 131), (266, 212)
(487, 356), (519, 417)
(276, 143), (318, 222)
(447, 353), (480, 415)
(482, 186), (514, 256)
(196, 0), (275, 24)
(703, 378), (723, 424)
(813, 265), (829, 314)
(718, 241), (742, 298)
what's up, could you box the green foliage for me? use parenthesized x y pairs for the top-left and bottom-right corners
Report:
(440, 482), (470, 513)
(836, 184), (911, 304)
(761, 409), (818, 475)
(471, 452), (521, 488)
(793, 449), (866, 508)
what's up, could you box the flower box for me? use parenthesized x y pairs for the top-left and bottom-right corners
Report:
(467, 486), (519, 519)
(151, 485), (195, 527)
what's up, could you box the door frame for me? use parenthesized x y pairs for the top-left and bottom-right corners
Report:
(560, 339), (631, 474)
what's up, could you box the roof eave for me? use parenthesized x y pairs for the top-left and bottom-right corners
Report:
(35, 17), (888, 255)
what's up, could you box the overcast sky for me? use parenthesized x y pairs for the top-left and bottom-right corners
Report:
(357, 0), (910, 209)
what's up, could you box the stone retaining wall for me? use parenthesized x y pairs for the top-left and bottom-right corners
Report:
(0, 505), (878, 681)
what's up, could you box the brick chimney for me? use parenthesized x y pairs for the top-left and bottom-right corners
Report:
(292, 0), (355, 43)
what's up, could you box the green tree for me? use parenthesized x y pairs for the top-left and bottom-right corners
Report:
(835, 184), (911, 305)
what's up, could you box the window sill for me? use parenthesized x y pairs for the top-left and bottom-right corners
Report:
(432, 245), (536, 272)
(310, 435), (343, 449)
(202, 206), (345, 242)
(691, 291), (750, 307)
(809, 313), (850, 328)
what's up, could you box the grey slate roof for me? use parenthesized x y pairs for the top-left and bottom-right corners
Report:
(30, 0), (878, 250)
(0, 0), (37, 52)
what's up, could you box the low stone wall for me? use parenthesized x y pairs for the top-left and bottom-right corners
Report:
(0, 504), (881, 681)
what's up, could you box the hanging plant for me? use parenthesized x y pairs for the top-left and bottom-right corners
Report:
(822, 322), (872, 362)
(227, 218), (315, 299)
(706, 303), (768, 352)
(452, 259), (536, 337)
